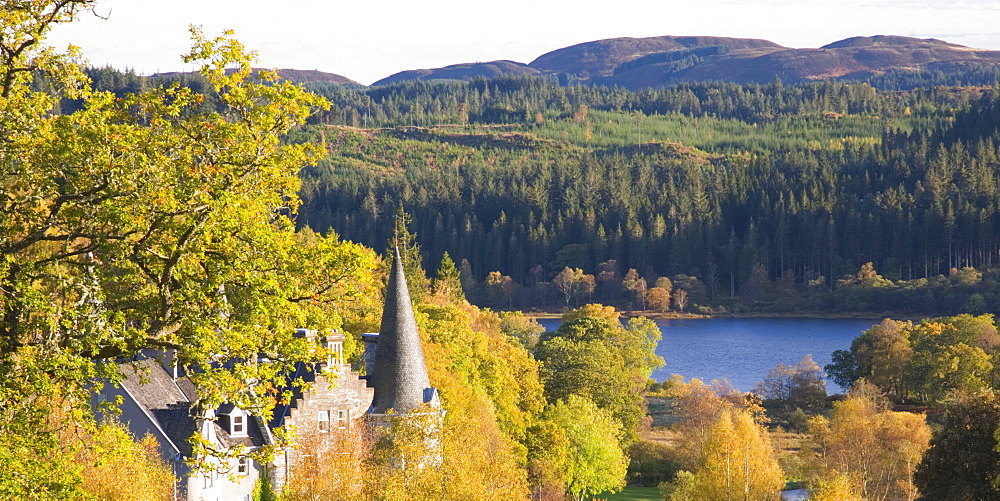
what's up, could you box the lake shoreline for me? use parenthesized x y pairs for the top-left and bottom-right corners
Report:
(523, 309), (892, 322)
(534, 316), (875, 392)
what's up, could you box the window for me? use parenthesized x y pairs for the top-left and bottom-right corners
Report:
(337, 409), (349, 428)
(232, 415), (245, 436)
(237, 457), (249, 475)
(318, 410), (330, 432)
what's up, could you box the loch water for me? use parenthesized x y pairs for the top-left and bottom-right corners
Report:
(536, 317), (878, 393)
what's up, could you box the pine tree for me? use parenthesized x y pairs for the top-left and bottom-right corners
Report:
(432, 251), (465, 303)
(387, 206), (431, 299)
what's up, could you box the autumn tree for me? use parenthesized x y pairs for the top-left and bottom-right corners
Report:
(907, 319), (993, 403)
(856, 262), (879, 282)
(646, 286), (672, 312)
(665, 377), (743, 468)
(485, 270), (516, 308)
(419, 302), (545, 442)
(667, 408), (783, 501)
(838, 262), (892, 288)
(524, 419), (571, 499)
(76, 421), (173, 501)
(827, 315), (1000, 404)
(553, 267), (595, 307)
(828, 320), (908, 396)
(852, 319), (913, 401)
(367, 405), (446, 499)
(646, 277), (674, 312)
(0, 4), (380, 492)
(754, 355), (827, 415)
(807, 387), (930, 501)
(498, 311), (546, 351)
(622, 268), (648, 310)
(628, 439), (680, 487)
(280, 426), (373, 500)
(653, 277), (673, 295)
(808, 474), (863, 501)
(673, 289), (689, 312)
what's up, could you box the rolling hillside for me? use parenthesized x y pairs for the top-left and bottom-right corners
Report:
(370, 34), (1000, 89)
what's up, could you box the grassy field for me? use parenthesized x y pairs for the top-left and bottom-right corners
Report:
(595, 486), (662, 500)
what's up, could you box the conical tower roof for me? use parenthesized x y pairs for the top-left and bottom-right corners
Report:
(368, 247), (434, 415)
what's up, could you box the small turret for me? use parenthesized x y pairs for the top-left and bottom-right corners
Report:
(367, 248), (438, 416)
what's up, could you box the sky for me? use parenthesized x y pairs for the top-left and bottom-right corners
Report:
(45, 0), (1000, 85)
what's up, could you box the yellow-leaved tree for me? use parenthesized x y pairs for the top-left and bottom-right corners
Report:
(806, 385), (930, 501)
(675, 408), (784, 501)
(808, 473), (863, 501)
(280, 426), (373, 500)
(77, 421), (174, 501)
(0, 1), (381, 495)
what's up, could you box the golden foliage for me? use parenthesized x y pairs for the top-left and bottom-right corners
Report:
(807, 392), (930, 501)
(283, 426), (373, 500)
(76, 422), (173, 501)
(690, 408), (784, 501)
(809, 473), (863, 501)
(665, 376), (766, 469)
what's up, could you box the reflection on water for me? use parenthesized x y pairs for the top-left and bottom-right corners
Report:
(536, 317), (876, 393)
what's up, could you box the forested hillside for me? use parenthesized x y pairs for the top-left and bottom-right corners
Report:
(14, 5), (1000, 497)
(292, 74), (1000, 315)
(75, 61), (1000, 316)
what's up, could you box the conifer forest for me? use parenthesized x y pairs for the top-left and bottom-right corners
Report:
(10, 2), (1000, 499)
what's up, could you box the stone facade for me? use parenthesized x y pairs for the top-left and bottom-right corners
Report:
(280, 365), (372, 435)
(98, 247), (441, 497)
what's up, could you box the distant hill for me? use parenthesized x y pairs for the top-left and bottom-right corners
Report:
(528, 35), (785, 78)
(650, 35), (1000, 87)
(367, 34), (1000, 89)
(268, 69), (358, 84)
(153, 68), (358, 85)
(372, 60), (539, 86)
(820, 35), (966, 50)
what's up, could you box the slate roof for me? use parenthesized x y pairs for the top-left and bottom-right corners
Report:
(118, 358), (192, 409)
(117, 356), (266, 456)
(215, 415), (266, 450)
(367, 247), (435, 415)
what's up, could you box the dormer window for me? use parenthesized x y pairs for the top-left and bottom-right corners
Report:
(231, 415), (245, 436)
(218, 405), (248, 438)
(318, 410), (330, 432)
